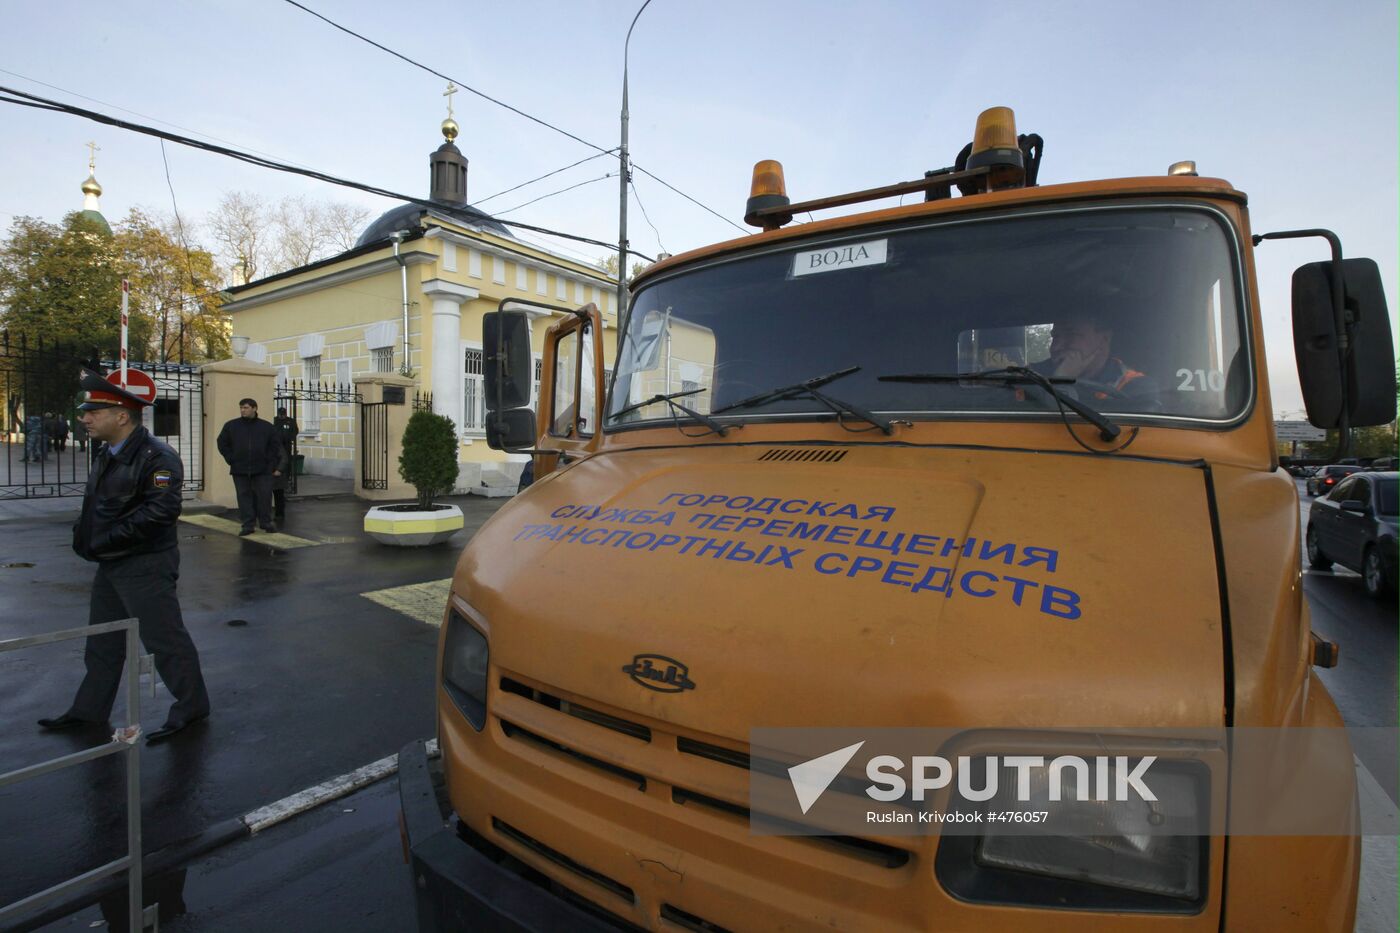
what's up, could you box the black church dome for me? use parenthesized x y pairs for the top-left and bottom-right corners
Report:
(354, 201), (514, 249)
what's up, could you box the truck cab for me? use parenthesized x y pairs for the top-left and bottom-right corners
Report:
(399, 107), (1395, 931)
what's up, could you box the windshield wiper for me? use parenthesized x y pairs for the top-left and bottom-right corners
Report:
(613, 388), (732, 436)
(879, 366), (1121, 441)
(711, 365), (896, 435)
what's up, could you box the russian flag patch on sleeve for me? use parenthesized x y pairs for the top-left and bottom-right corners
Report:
(153, 470), (173, 488)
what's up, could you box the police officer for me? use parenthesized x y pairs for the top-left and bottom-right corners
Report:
(38, 369), (211, 744)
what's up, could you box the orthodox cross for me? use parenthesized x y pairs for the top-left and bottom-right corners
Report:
(443, 82), (458, 119)
(86, 140), (101, 171)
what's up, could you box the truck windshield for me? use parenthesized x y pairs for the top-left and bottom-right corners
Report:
(607, 206), (1249, 428)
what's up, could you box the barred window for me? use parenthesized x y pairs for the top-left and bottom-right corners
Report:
(371, 346), (393, 373)
(304, 355), (321, 432)
(533, 358), (543, 408)
(463, 347), (485, 432)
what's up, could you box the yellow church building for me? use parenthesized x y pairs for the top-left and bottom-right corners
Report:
(223, 110), (618, 490)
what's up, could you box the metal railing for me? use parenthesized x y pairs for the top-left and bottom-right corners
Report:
(0, 618), (152, 931)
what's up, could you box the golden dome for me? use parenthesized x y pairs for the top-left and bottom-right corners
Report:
(441, 117), (459, 142)
(81, 173), (103, 197)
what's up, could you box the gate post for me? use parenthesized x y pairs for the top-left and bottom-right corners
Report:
(353, 373), (416, 501)
(198, 358), (277, 508)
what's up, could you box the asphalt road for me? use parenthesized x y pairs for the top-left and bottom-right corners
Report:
(1294, 477), (1399, 804)
(0, 493), (508, 922)
(44, 779), (415, 933)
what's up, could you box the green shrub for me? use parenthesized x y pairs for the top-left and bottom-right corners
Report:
(398, 411), (458, 508)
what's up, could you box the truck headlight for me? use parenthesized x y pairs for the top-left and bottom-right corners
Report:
(442, 611), (488, 730)
(936, 756), (1209, 911)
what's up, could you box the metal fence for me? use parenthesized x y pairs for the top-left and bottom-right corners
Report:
(0, 618), (151, 931)
(2, 334), (102, 499)
(1, 333), (204, 500)
(100, 358), (205, 493)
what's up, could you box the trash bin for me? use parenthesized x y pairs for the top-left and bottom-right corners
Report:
(293, 454), (306, 475)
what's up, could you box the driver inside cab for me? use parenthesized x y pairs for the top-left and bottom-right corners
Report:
(1034, 309), (1157, 404)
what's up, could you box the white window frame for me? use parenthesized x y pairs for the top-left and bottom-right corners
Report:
(303, 355), (322, 433)
(462, 341), (486, 436)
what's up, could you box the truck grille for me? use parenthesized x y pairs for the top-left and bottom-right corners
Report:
(492, 817), (636, 905)
(493, 672), (911, 872)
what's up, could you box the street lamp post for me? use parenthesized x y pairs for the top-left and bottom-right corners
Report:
(618, 0), (655, 323)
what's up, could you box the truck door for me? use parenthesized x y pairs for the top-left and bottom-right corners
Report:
(533, 304), (605, 481)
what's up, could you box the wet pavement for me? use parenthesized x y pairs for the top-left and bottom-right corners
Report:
(0, 492), (508, 918)
(42, 779), (414, 933)
(1295, 479), (1399, 804)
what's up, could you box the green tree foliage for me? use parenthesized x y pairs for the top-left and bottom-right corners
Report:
(0, 212), (124, 351)
(398, 411), (459, 509)
(116, 208), (227, 363)
(596, 254), (646, 281)
(0, 209), (228, 363)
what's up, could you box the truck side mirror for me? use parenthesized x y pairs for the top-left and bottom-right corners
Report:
(487, 408), (537, 450)
(483, 309), (535, 451)
(483, 310), (533, 411)
(1292, 258), (1396, 428)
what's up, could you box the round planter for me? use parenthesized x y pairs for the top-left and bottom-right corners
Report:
(364, 503), (464, 547)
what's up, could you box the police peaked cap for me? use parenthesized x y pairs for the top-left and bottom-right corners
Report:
(78, 367), (152, 411)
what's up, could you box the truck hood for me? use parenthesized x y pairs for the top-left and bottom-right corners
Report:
(458, 445), (1226, 736)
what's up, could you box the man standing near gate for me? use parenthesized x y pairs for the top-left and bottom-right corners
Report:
(272, 406), (299, 521)
(38, 368), (211, 744)
(216, 398), (286, 535)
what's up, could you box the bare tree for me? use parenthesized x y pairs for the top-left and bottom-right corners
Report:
(271, 196), (327, 270)
(270, 198), (372, 269)
(210, 193), (374, 283)
(208, 191), (271, 284)
(323, 201), (372, 253)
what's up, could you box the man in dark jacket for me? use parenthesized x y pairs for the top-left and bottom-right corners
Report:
(271, 407), (299, 520)
(217, 398), (286, 535)
(39, 369), (210, 744)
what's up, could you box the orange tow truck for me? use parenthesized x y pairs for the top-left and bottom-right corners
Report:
(398, 107), (1396, 930)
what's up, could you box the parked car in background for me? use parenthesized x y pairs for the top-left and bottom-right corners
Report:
(1306, 472), (1399, 598)
(1306, 464), (1361, 497)
(1367, 456), (1397, 471)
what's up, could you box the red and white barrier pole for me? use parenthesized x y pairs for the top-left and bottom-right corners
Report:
(120, 278), (129, 387)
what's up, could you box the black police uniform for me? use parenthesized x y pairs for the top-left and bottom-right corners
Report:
(41, 370), (210, 742)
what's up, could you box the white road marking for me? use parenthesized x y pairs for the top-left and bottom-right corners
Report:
(241, 738), (438, 835)
(1356, 757), (1399, 933)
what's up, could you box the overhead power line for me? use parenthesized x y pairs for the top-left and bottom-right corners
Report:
(629, 178), (667, 255)
(158, 140), (203, 289)
(633, 164), (745, 233)
(496, 173), (616, 217)
(0, 66), (318, 171)
(282, 0), (610, 156)
(0, 85), (653, 262)
(475, 149), (617, 206)
(280, 0), (746, 235)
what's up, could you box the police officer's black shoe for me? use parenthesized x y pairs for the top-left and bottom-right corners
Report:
(146, 712), (208, 745)
(238, 527), (255, 536)
(37, 713), (107, 732)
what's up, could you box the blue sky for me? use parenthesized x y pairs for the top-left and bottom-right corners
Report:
(1, 0), (1395, 416)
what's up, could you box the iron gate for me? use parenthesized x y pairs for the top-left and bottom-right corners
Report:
(361, 402), (388, 490)
(1, 333), (204, 500)
(272, 379), (361, 494)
